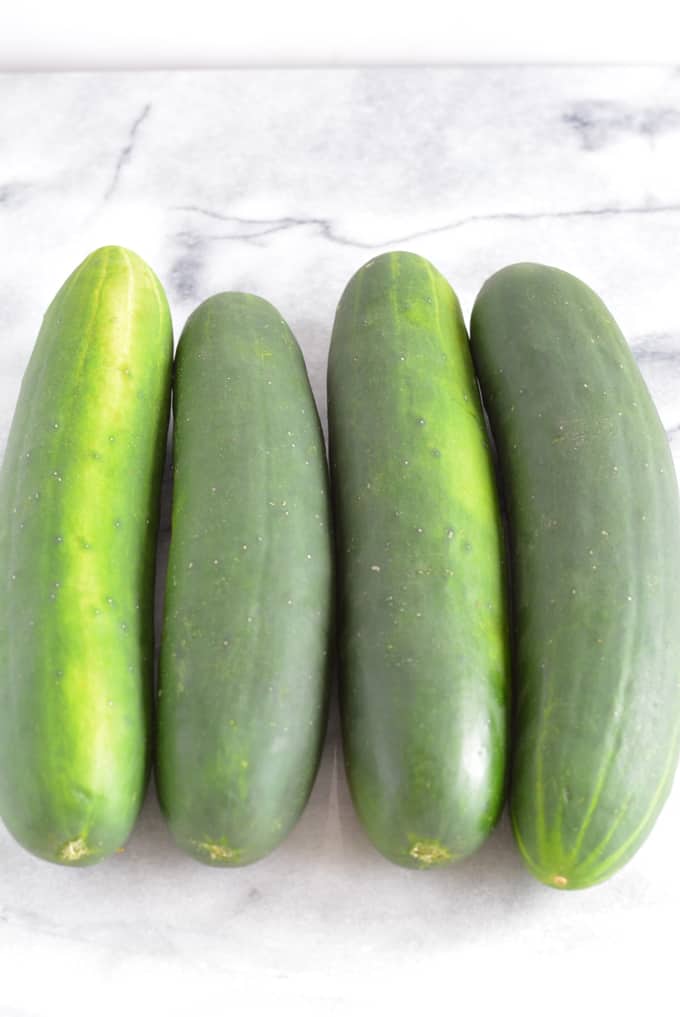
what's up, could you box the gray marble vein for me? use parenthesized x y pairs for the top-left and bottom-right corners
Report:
(173, 200), (680, 249)
(562, 100), (680, 149)
(102, 101), (152, 201)
(1, 67), (680, 1017)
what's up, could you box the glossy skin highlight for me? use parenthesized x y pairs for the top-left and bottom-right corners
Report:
(328, 252), (510, 868)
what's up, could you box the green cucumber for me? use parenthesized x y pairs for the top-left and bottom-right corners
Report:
(0, 246), (173, 865)
(157, 293), (333, 866)
(327, 252), (510, 868)
(470, 262), (680, 889)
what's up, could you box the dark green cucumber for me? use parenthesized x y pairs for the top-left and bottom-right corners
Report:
(0, 246), (173, 865)
(157, 293), (333, 866)
(470, 262), (680, 890)
(328, 252), (510, 868)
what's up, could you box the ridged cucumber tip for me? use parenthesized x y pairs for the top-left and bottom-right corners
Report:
(408, 839), (455, 867)
(354, 250), (438, 276)
(188, 838), (244, 865)
(514, 843), (606, 891)
(82, 244), (146, 266)
(337, 251), (451, 311)
(178, 293), (299, 365)
(186, 291), (282, 320)
(58, 836), (92, 864)
(532, 867), (599, 892)
(183, 835), (276, 867)
(44, 835), (113, 867)
(476, 261), (591, 298)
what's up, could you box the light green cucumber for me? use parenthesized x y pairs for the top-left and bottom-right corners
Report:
(0, 246), (173, 865)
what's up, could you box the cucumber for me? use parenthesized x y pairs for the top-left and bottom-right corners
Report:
(157, 293), (333, 866)
(470, 262), (680, 889)
(327, 252), (510, 868)
(0, 246), (173, 865)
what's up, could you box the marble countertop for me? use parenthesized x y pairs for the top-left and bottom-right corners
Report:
(1, 68), (679, 1016)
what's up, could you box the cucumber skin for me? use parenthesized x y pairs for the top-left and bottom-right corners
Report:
(0, 246), (173, 866)
(470, 263), (680, 889)
(157, 293), (333, 866)
(328, 252), (510, 869)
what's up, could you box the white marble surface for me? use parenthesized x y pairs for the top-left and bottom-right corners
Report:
(1, 68), (680, 1016)
(2, 1), (678, 66)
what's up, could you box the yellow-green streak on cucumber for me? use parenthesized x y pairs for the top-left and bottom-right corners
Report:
(0, 246), (173, 865)
(157, 294), (333, 866)
(327, 252), (510, 868)
(470, 263), (680, 889)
